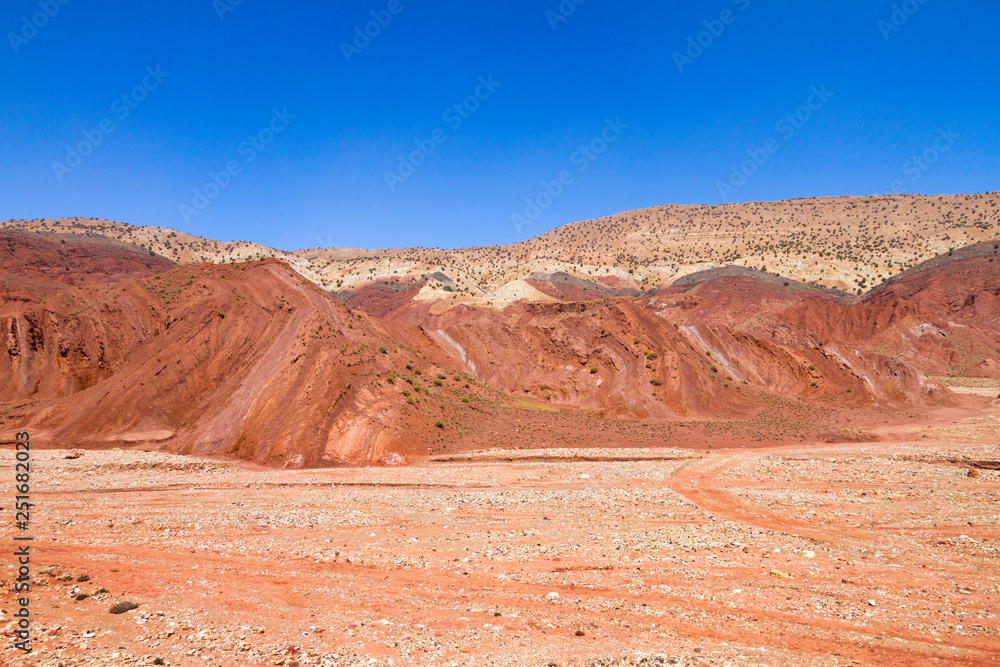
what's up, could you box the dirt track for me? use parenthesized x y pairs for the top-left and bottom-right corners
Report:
(2, 416), (1000, 666)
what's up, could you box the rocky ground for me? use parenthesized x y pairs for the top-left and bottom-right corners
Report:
(2, 410), (999, 666)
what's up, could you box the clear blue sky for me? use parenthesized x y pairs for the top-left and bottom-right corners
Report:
(1, 1), (997, 251)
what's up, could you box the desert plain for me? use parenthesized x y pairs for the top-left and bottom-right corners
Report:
(2, 396), (999, 666)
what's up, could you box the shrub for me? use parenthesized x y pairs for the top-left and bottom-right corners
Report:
(378, 346), (387, 354)
(74, 593), (89, 601)
(710, 365), (718, 373)
(433, 379), (443, 387)
(77, 574), (90, 582)
(216, 311), (225, 318)
(109, 601), (139, 614)
(387, 371), (398, 384)
(434, 421), (445, 429)
(462, 397), (471, 404)
(808, 364), (816, 371)
(590, 367), (598, 374)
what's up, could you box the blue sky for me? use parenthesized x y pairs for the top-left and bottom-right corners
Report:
(1, 1), (997, 251)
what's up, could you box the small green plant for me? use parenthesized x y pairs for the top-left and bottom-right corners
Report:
(60, 575), (73, 582)
(406, 397), (416, 405)
(433, 379), (443, 387)
(387, 371), (398, 384)
(710, 365), (718, 373)
(77, 574), (90, 582)
(811, 382), (818, 387)
(650, 378), (662, 386)
(109, 600), (140, 615)
(153, 659), (165, 666)
(808, 364), (816, 371)
(846, 388), (853, 394)
(434, 420), (445, 429)
(590, 367), (598, 374)
(378, 345), (387, 354)
(462, 397), (471, 404)
(216, 311), (225, 318)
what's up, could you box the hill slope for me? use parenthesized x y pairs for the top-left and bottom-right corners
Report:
(4, 193), (998, 305)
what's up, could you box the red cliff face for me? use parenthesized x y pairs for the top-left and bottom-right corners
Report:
(1, 233), (997, 467)
(1, 252), (422, 466)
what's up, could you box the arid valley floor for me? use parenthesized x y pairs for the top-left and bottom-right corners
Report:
(3, 397), (999, 667)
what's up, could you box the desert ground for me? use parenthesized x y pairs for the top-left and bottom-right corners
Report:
(3, 403), (999, 667)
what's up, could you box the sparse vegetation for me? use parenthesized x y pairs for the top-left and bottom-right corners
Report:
(109, 600), (140, 614)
